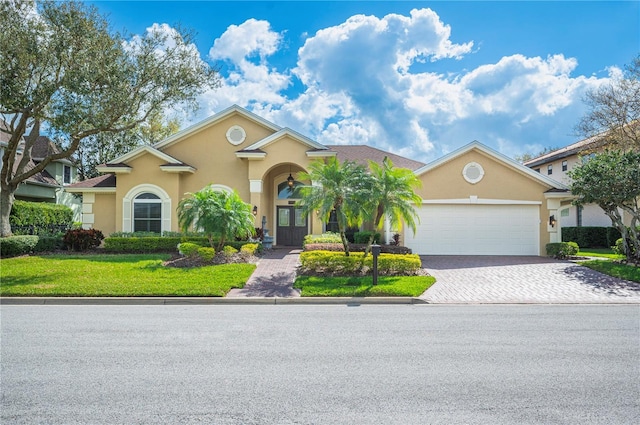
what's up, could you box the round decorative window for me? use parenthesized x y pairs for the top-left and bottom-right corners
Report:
(462, 162), (485, 184)
(226, 125), (246, 145)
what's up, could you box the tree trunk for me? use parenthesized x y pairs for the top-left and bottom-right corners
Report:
(363, 205), (385, 258)
(0, 184), (15, 237)
(603, 209), (633, 261)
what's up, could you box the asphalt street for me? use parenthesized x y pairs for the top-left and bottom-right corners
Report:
(1, 304), (639, 424)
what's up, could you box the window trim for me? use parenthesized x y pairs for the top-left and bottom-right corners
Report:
(547, 164), (553, 175)
(122, 184), (171, 233)
(63, 165), (72, 185)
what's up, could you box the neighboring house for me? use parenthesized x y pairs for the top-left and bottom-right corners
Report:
(523, 134), (623, 228)
(0, 127), (81, 220)
(66, 105), (569, 256)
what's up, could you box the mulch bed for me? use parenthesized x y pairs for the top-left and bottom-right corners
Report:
(162, 253), (260, 268)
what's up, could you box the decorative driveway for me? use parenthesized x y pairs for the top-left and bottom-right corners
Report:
(420, 256), (640, 304)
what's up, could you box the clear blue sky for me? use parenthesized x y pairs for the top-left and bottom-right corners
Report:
(89, 1), (640, 161)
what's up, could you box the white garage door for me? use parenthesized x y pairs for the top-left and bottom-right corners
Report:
(405, 204), (540, 255)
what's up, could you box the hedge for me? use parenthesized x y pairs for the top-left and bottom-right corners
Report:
(10, 200), (73, 235)
(106, 236), (262, 253)
(0, 235), (39, 257)
(299, 250), (422, 276)
(546, 242), (579, 259)
(561, 227), (621, 248)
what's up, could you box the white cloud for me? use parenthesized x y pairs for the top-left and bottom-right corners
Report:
(184, 9), (617, 161)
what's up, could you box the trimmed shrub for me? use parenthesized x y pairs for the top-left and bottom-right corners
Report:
(303, 232), (342, 248)
(105, 237), (181, 252)
(178, 242), (200, 257)
(561, 227), (621, 248)
(35, 236), (64, 252)
(546, 242), (579, 259)
(299, 250), (422, 276)
(0, 235), (39, 257)
(10, 200), (73, 235)
(613, 238), (637, 257)
(353, 231), (381, 244)
(222, 245), (238, 257)
(63, 229), (104, 251)
(240, 243), (260, 255)
(197, 247), (216, 262)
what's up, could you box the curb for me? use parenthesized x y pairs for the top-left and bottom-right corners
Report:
(0, 296), (429, 306)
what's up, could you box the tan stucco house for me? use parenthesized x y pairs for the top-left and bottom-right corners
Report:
(66, 105), (570, 255)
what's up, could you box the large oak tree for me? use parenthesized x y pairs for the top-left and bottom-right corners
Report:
(0, 0), (219, 236)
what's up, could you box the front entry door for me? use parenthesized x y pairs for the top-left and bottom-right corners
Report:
(276, 206), (307, 246)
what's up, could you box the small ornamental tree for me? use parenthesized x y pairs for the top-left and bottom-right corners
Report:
(568, 150), (640, 262)
(177, 188), (255, 251)
(361, 157), (422, 257)
(296, 158), (372, 256)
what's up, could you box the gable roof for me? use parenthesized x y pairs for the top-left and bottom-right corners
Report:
(154, 104), (282, 151)
(240, 127), (328, 152)
(65, 174), (116, 192)
(104, 144), (191, 167)
(326, 145), (425, 171)
(524, 133), (605, 168)
(415, 141), (568, 190)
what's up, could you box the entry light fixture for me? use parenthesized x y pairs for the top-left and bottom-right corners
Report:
(252, 205), (258, 216)
(287, 165), (295, 188)
(549, 215), (556, 228)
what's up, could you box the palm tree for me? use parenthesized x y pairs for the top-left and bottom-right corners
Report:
(177, 187), (255, 251)
(297, 157), (371, 256)
(362, 157), (422, 257)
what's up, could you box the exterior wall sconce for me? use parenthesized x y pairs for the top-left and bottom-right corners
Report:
(252, 205), (258, 216)
(549, 215), (556, 227)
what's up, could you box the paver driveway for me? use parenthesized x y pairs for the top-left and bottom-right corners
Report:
(420, 256), (640, 304)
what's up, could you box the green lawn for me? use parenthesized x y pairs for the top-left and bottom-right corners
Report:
(0, 254), (256, 297)
(294, 275), (436, 297)
(579, 260), (640, 283)
(578, 248), (625, 260)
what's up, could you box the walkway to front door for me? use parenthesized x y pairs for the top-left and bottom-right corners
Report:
(226, 248), (301, 298)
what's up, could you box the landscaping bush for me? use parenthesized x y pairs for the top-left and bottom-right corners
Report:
(562, 227), (621, 248)
(353, 231), (381, 244)
(63, 229), (104, 251)
(546, 242), (579, 259)
(0, 235), (39, 257)
(299, 250), (422, 276)
(222, 245), (238, 257)
(178, 242), (200, 257)
(35, 236), (64, 252)
(10, 200), (73, 236)
(613, 238), (637, 257)
(197, 247), (216, 262)
(304, 242), (412, 254)
(303, 232), (342, 247)
(240, 243), (260, 255)
(105, 234), (260, 253)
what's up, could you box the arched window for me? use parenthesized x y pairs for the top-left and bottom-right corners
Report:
(277, 181), (304, 199)
(133, 193), (162, 233)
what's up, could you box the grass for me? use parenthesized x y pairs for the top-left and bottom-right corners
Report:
(0, 254), (256, 297)
(578, 248), (625, 260)
(579, 260), (640, 283)
(294, 275), (436, 297)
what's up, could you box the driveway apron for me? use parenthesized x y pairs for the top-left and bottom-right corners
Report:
(226, 248), (301, 298)
(420, 256), (640, 304)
